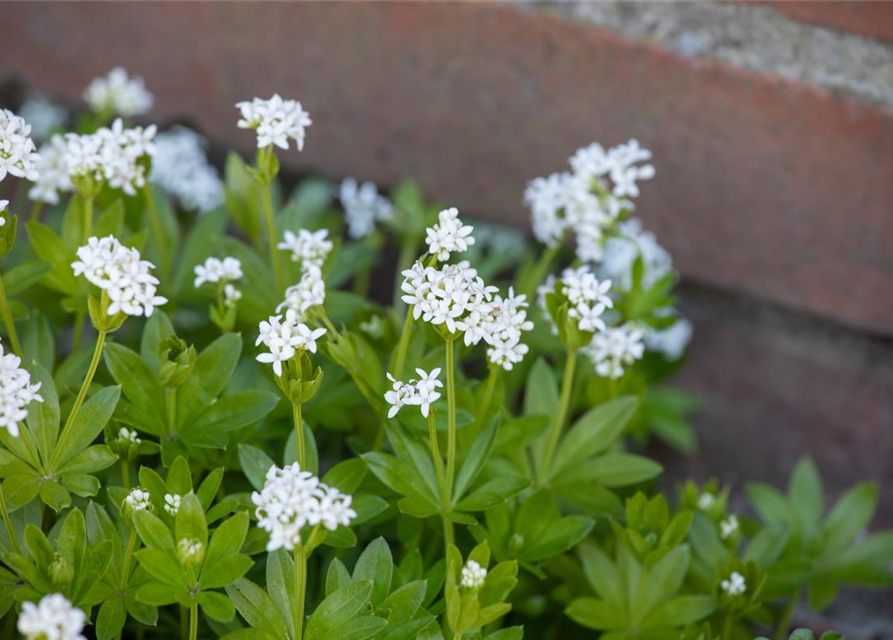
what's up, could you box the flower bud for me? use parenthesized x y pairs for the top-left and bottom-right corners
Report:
(177, 538), (205, 568)
(158, 336), (197, 388)
(49, 553), (74, 587)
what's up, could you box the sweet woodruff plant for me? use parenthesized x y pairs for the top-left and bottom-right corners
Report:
(0, 68), (888, 640)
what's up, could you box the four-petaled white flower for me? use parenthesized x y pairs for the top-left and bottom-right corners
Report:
(71, 235), (167, 317)
(384, 368), (444, 419)
(0, 341), (44, 437)
(277, 229), (333, 268)
(256, 310), (327, 376)
(84, 67), (153, 118)
(0, 108), (41, 183)
(277, 264), (326, 319)
(721, 571), (746, 596)
(252, 462), (356, 551)
(581, 323), (645, 380)
(150, 126), (224, 213)
(236, 94), (312, 151)
(194, 256), (243, 288)
(18, 593), (86, 640)
(460, 560), (487, 590)
(425, 207), (475, 262)
(339, 178), (394, 239)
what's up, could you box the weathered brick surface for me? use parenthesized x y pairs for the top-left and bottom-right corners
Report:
(762, 1), (893, 44)
(2, 2), (893, 335)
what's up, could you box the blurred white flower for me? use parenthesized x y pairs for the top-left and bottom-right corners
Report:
(84, 67), (153, 117)
(339, 178), (393, 239)
(721, 571), (746, 596)
(277, 228), (332, 268)
(460, 560), (487, 589)
(581, 323), (645, 380)
(0, 108), (41, 183)
(194, 256), (243, 288)
(17, 593), (86, 640)
(150, 126), (224, 213)
(18, 97), (66, 143)
(236, 94), (312, 151)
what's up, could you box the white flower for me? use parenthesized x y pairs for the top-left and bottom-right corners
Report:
(118, 427), (140, 444)
(28, 134), (71, 204)
(224, 284), (242, 308)
(277, 265), (326, 318)
(194, 256), (243, 288)
(17, 98), (66, 143)
(460, 560), (487, 589)
(645, 315), (693, 361)
(485, 288), (534, 371)
(720, 515), (739, 540)
(0, 342), (44, 437)
(17, 593), (86, 640)
(124, 487), (152, 513)
(524, 172), (572, 247)
(84, 67), (153, 117)
(277, 229), (333, 268)
(252, 462), (356, 551)
(384, 368), (443, 419)
(255, 310), (327, 376)
(164, 493), (182, 516)
(150, 126), (224, 213)
(0, 108), (41, 183)
(581, 323), (645, 380)
(425, 207), (475, 262)
(697, 492), (716, 511)
(558, 266), (613, 335)
(597, 218), (673, 291)
(721, 571), (746, 596)
(236, 94), (312, 151)
(339, 178), (394, 239)
(71, 235), (167, 317)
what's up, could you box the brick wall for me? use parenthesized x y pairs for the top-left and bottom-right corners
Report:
(1, 3), (892, 630)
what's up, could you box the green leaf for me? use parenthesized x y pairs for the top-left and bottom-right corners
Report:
(26, 221), (78, 292)
(548, 396), (638, 480)
(203, 511), (249, 571)
(579, 543), (623, 607)
(52, 385), (121, 468)
(140, 311), (175, 372)
(557, 453), (662, 488)
(182, 391), (278, 447)
(376, 580), (426, 625)
(25, 363), (59, 463)
(352, 537), (393, 608)
(642, 594), (716, 627)
(266, 549), (295, 638)
(238, 445), (275, 492)
(57, 445), (117, 475)
(823, 482), (876, 553)
(23, 311), (54, 372)
(789, 458), (823, 538)
(453, 418), (497, 501)
(104, 343), (165, 434)
(135, 548), (187, 587)
(201, 554), (253, 589)
(523, 358), (558, 417)
(746, 483), (791, 525)
(564, 597), (622, 630)
(198, 590), (236, 622)
(133, 510), (175, 554)
(225, 578), (288, 639)
(305, 580), (374, 640)
(175, 493), (208, 547)
(322, 458), (367, 494)
(636, 545), (690, 617)
(2, 260), (50, 296)
(177, 333), (243, 426)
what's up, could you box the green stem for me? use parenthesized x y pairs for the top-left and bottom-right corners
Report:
(353, 262), (371, 297)
(444, 339), (457, 504)
(29, 200), (43, 223)
(294, 545), (307, 640)
(0, 268), (23, 359)
(143, 184), (168, 278)
(0, 478), (20, 554)
(120, 458), (131, 489)
(721, 613), (733, 640)
(180, 606), (188, 640)
(119, 529), (138, 592)
(167, 388), (177, 436)
(539, 349), (577, 483)
(83, 195), (94, 242)
(51, 329), (106, 468)
(293, 402), (305, 469)
(261, 178), (284, 294)
(188, 603), (198, 640)
(393, 309), (415, 380)
(774, 586), (802, 640)
(71, 309), (86, 351)
(475, 367), (498, 428)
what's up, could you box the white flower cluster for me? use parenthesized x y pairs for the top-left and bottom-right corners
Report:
(277, 229), (333, 268)
(164, 493), (182, 517)
(720, 515), (739, 540)
(193, 256), (243, 288)
(524, 139), (654, 261)
(559, 265), (614, 334)
(31, 120), (157, 202)
(252, 462), (357, 552)
(598, 218), (672, 291)
(460, 560), (487, 589)
(721, 571), (746, 596)
(71, 235), (167, 317)
(339, 178), (394, 239)
(384, 368), (442, 419)
(224, 284), (242, 308)
(697, 492), (716, 511)
(581, 323), (645, 380)
(485, 289), (534, 371)
(150, 126), (224, 213)
(255, 309), (327, 377)
(17, 593), (86, 640)
(84, 67), (153, 117)
(425, 207), (475, 262)
(118, 427), (140, 444)
(277, 264), (325, 319)
(17, 97), (66, 143)
(0, 108), (41, 183)
(124, 487), (152, 513)
(645, 315), (693, 362)
(236, 94), (312, 151)
(0, 342), (44, 437)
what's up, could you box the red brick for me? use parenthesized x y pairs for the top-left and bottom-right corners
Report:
(762, 1), (893, 44)
(1, 3), (893, 334)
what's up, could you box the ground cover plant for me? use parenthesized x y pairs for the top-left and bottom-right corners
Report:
(0, 68), (889, 640)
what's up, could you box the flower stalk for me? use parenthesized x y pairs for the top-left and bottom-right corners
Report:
(539, 349), (577, 483)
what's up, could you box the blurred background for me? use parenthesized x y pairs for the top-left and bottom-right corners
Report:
(2, 2), (892, 635)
